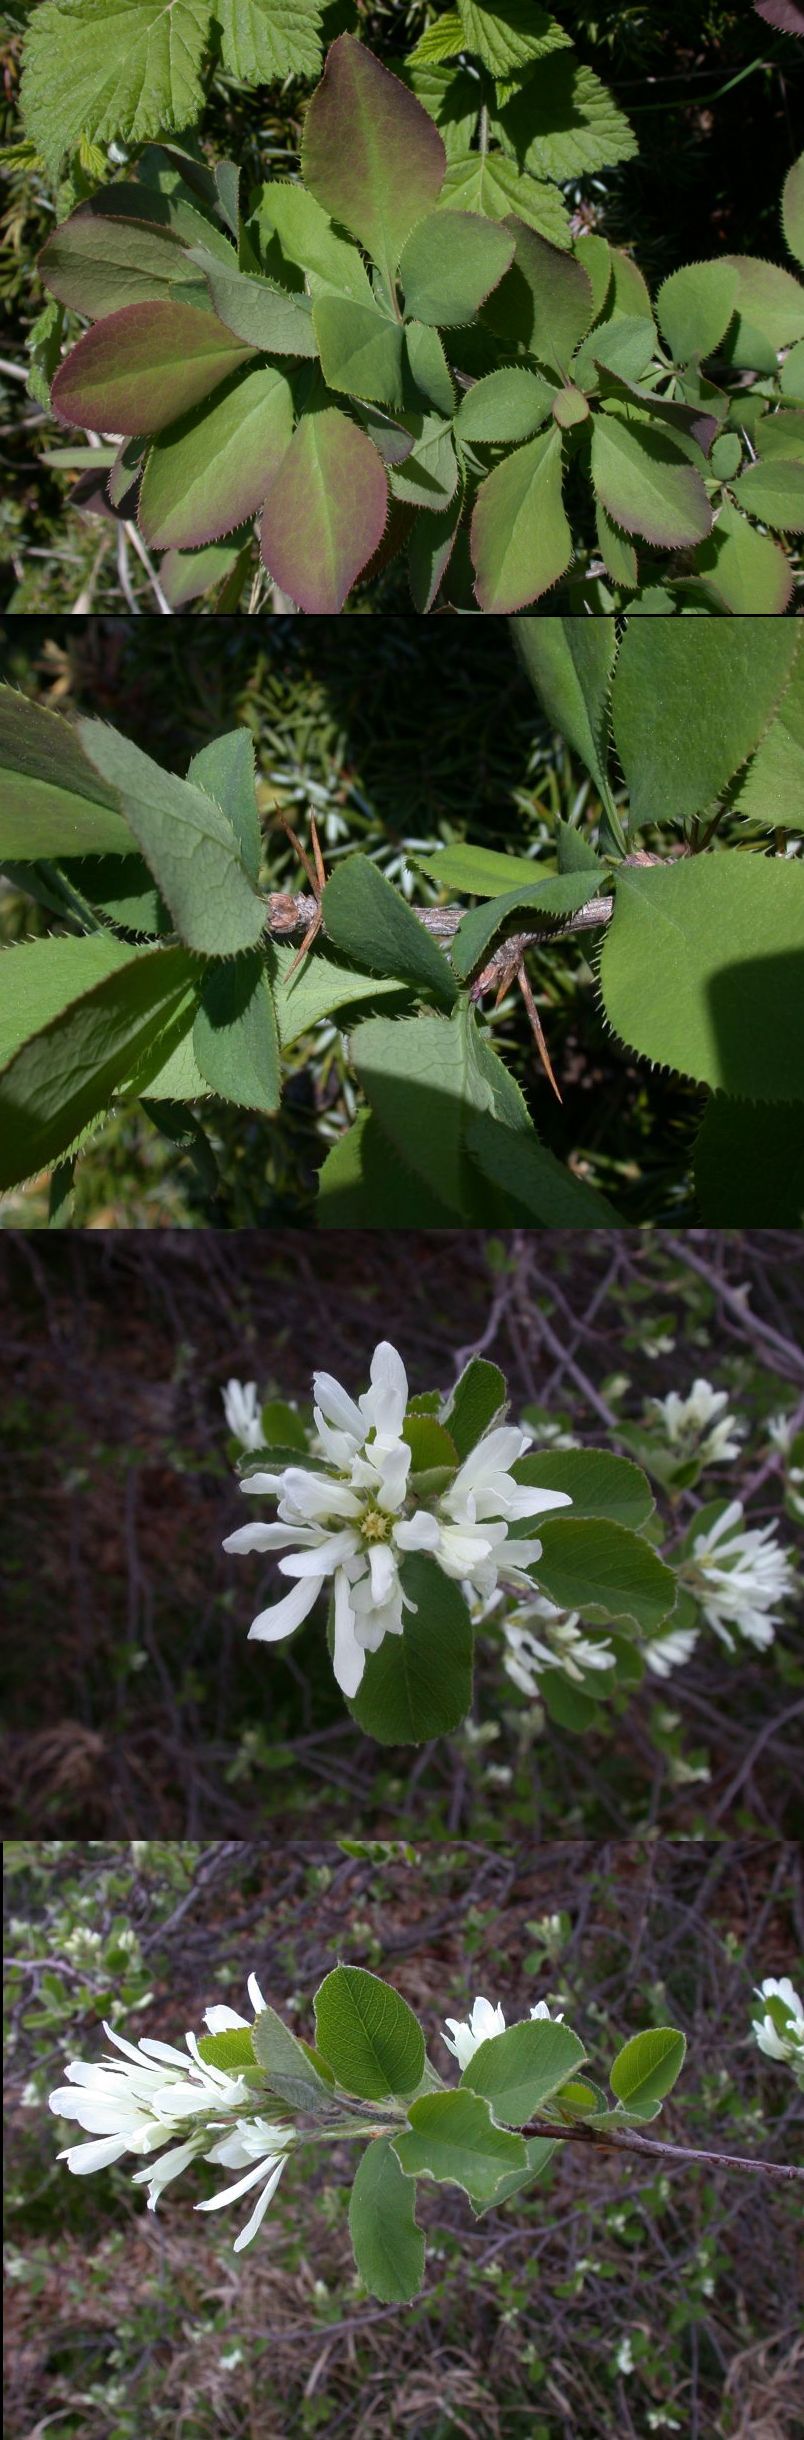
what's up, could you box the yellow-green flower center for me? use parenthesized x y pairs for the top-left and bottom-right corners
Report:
(361, 1508), (391, 1542)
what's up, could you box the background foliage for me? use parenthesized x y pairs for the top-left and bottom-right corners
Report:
(3, 2), (803, 613)
(2, 1226), (801, 1840)
(5, 616), (797, 1228)
(5, 1836), (802, 2439)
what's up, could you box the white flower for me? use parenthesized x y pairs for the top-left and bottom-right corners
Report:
(615, 2335), (635, 2376)
(225, 1343), (570, 1700)
(649, 1380), (742, 1465)
(767, 1411), (796, 1457)
(196, 2117), (294, 2252)
(682, 1501), (797, 1652)
(644, 1627), (699, 1678)
(501, 1595), (616, 1697)
(222, 1381), (264, 1453)
(49, 2021), (253, 2184)
(441, 1992), (563, 2069)
(751, 1977), (804, 2083)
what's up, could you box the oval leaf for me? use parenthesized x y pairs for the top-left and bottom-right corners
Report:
(260, 407), (388, 614)
(314, 1965), (425, 2099)
(52, 299), (256, 436)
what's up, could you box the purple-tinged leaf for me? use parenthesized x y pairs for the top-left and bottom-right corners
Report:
(301, 35), (446, 289)
(140, 363), (293, 548)
(39, 205), (190, 319)
(260, 404), (388, 611)
(595, 366), (721, 457)
(591, 411), (712, 549)
(754, 0), (804, 31)
(52, 301), (257, 436)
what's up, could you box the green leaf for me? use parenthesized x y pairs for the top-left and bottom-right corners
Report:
(140, 363), (294, 550)
(611, 622), (800, 828)
(457, 0), (571, 76)
(389, 413), (458, 508)
(656, 260), (739, 364)
(412, 841), (562, 898)
(595, 500), (639, 589)
(268, 939), (403, 1049)
(195, 257), (317, 356)
(196, 2027), (258, 2073)
(52, 300), (256, 437)
(455, 367), (554, 444)
(515, 1448), (654, 1531)
(301, 33), (446, 292)
(465, 1100), (620, 1225)
(491, 228), (595, 375)
(471, 426), (572, 613)
(405, 320), (456, 416)
(496, 53), (637, 183)
(393, 2089), (526, 2203)
(187, 729), (262, 884)
(348, 1553), (474, 1745)
(257, 184), (373, 308)
(451, 871), (604, 982)
(399, 210), (514, 326)
(694, 1095), (804, 1224)
(733, 458), (804, 532)
(251, 1998), (335, 2111)
(472, 2133), (556, 2214)
(39, 202), (194, 319)
(610, 2027), (686, 2111)
(511, 616), (616, 806)
(193, 954), (280, 1113)
(732, 648), (804, 827)
(407, 489), (463, 612)
(323, 854), (456, 1009)
(216, 0), (322, 82)
(402, 1414), (458, 1475)
(314, 1965), (425, 2099)
(350, 1002), (491, 1219)
(260, 406), (388, 614)
(0, 934), (138, 1070)
(592, 411), (711, 551)
(159, 534), (252, 609)
(441, 1357), (507, 1459)
(0, 686), (132, 858)
(317, 1109), (458, 1226)
(75, 720), (265, 955)
(407, 8), (464, 67)
(599, 855), (804, 1102)
(555, 820), (605, 877)
(60, 854), (169, 936)
(533, 1516), (676, 1633)
(21, 0), (212, 177)
(783, 154), (804, 272)
(438, 152), (571, 249)
(463, 2017), (586, 2126)
(720, 254), (804, 369)
(349, 2137), (425, 2302)
(0, 943), (196, 1189)
(312, 293), (406, 408)
(688, 502), (794, 617)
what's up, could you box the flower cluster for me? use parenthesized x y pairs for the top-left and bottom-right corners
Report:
(501, 1594), (616, 1700)
(224, 1342), (570, 1698)
(48, 1977), (294, 2251)
(680, 1502), (797, 1652)
(222, 1380), (265, 1453)
(649, 1380), (743, 1467)
(441, 1992), (563, 2069)
(751, 1977), (804, 2088)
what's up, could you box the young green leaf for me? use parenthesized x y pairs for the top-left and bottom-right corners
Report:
(599, 855), (804, 1102)
(732, 458), (804, 531)
(52, 299), (256, 436)
(323, 855), (457, 1009)
(689, 502), (794, 616)
(412, 842), (565, 898)
(462, 2017), (586, 2124)
(216, 0), (322, 83)
(186, 729), (262, 882)
(393, 2089), (527, 2204)
(456, 0), (571, 77)
(533, 1517), (676, 1633)
(21, 0), (212, 176)
(348, 1553), (474, 1744)
(495, 52), (637, 183)
(455, 367), (554, 444)
(193, 954), (280, 1114)
(194, 257), (318, 356)
(0, 943), (196, 1189)
(349, 2137), (425, 2302)
(398, 210), (515, 327)
(139, 364), (294, 550)
(451, 872), (604, 982)
(260, 406), (388, 613)
(656, 260), (739, 362)
(591, 411), (712, 551)
(441, 1357), (507, 1459)
(439, 152), (571, 249)
(0, 686), (132, 858)
(611, 623), (800, 827)
(75, 721), (266, 954)
(471, 426), (572, 613)
(511, 616), (616, 805)
(610, 2028), (686, 2111)
(314, 1965), (425, 2099)
(732, 647), (804, 827)
(312, 294), (406, 409)
(251, 1998), (335, 2111)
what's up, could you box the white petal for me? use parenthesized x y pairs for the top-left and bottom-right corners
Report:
(203, 2006), (249, 2035)
(368, 1543), (397, 1605)
(361, 1341), (409, 1439)
(332, 1568), (366, 1696)
(60, 2133), (131, 2174)
(247, 1974), (267, 2016)
(233, 2157), (287, 2252)
(394, 1513), (441, 1551)
(248, 1576), (323, 1642)
(223, 1524), (305, 1555)
(279, 1530), (359, 1579)
(312, 1370), (366, 1441)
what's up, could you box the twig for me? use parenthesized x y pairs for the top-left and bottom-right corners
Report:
(526, 2117), (803, 2185)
